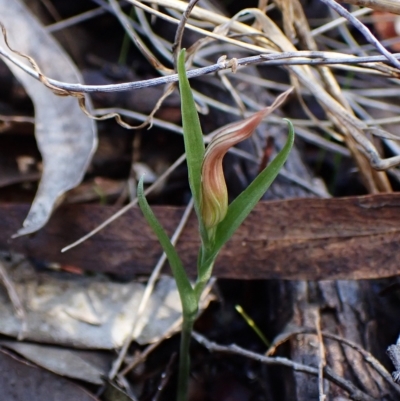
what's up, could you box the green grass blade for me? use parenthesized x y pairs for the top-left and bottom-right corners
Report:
(212, 119), (294, 256)
(235, 305), (270, 348)
(177, 49), (205, 219)
(137, 176), (197, 315)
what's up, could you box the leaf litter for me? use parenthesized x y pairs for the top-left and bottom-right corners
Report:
(0, 348), (101, 401)
(0, 256), (213, 349)
(1, 0), (400, 399)
(0, 0), (97, 236)
(0, 254), (213, 384)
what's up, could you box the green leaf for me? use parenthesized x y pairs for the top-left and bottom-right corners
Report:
(177, 49), (205, 224)
(211, 119), (294, 257)
(137, 176), (197, 316)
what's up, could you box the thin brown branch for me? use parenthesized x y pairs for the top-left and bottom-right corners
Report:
(172, 0), (200, 66)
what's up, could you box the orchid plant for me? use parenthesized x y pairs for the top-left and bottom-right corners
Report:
(137, 49), (294, 401)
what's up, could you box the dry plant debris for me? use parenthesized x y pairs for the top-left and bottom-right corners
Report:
(0, 256), (212, 349)
(1, 0), (400, 400)
(2, 195), (400, 280)
(0, 0), (97, 236)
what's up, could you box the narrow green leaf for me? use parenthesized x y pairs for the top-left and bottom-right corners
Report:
(211, 119), (294, 256)
(177, 49), (205, 221)
(137, 176), (197, 315)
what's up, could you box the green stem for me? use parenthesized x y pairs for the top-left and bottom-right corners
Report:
(195, 250), (216, 300)
(177, 315), (195, 401)
(176, 251), (215, 401)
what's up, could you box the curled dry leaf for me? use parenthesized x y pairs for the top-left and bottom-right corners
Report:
(0, 0), (97, 236)
(0, 258), (213, 349)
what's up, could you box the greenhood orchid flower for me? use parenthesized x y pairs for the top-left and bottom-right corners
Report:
(200, 88), (293, 232)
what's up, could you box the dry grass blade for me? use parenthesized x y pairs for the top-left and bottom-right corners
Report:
(109, 0), (173, 73)
(62, 153), (186, 252)
(126, 0), (396, 192)
(338, 0), (400, 14)
(0, 260), (26, 340)
(45, 6), (107, 33)
(315, 312), (326, 401)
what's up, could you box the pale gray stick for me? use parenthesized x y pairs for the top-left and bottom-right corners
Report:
(193, 331), (376, 401)
(268, 328), (400, 396)
(1, 45), (400, 94)
(319, 0), (400, 69)
(46, 7), (106, 33)
(62, 153), (186, 252)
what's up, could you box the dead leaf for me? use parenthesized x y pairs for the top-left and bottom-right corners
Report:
(102, 382), (136, 401)
(0, 0), (97, 236)
(0, 348), (100, 401)
(0, 340), (107, 384)
(0, 258), (213, 348)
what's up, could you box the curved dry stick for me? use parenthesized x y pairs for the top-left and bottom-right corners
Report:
(1, 45), (399, 94)
(172, 0), (200, 66)
(267, 328), (400, 396)
(192, 331), (377, 401)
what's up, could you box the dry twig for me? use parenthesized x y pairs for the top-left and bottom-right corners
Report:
(192, 331), (377, 401)
(319, 0), (400, 69)
(0, 260), (26, 340)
